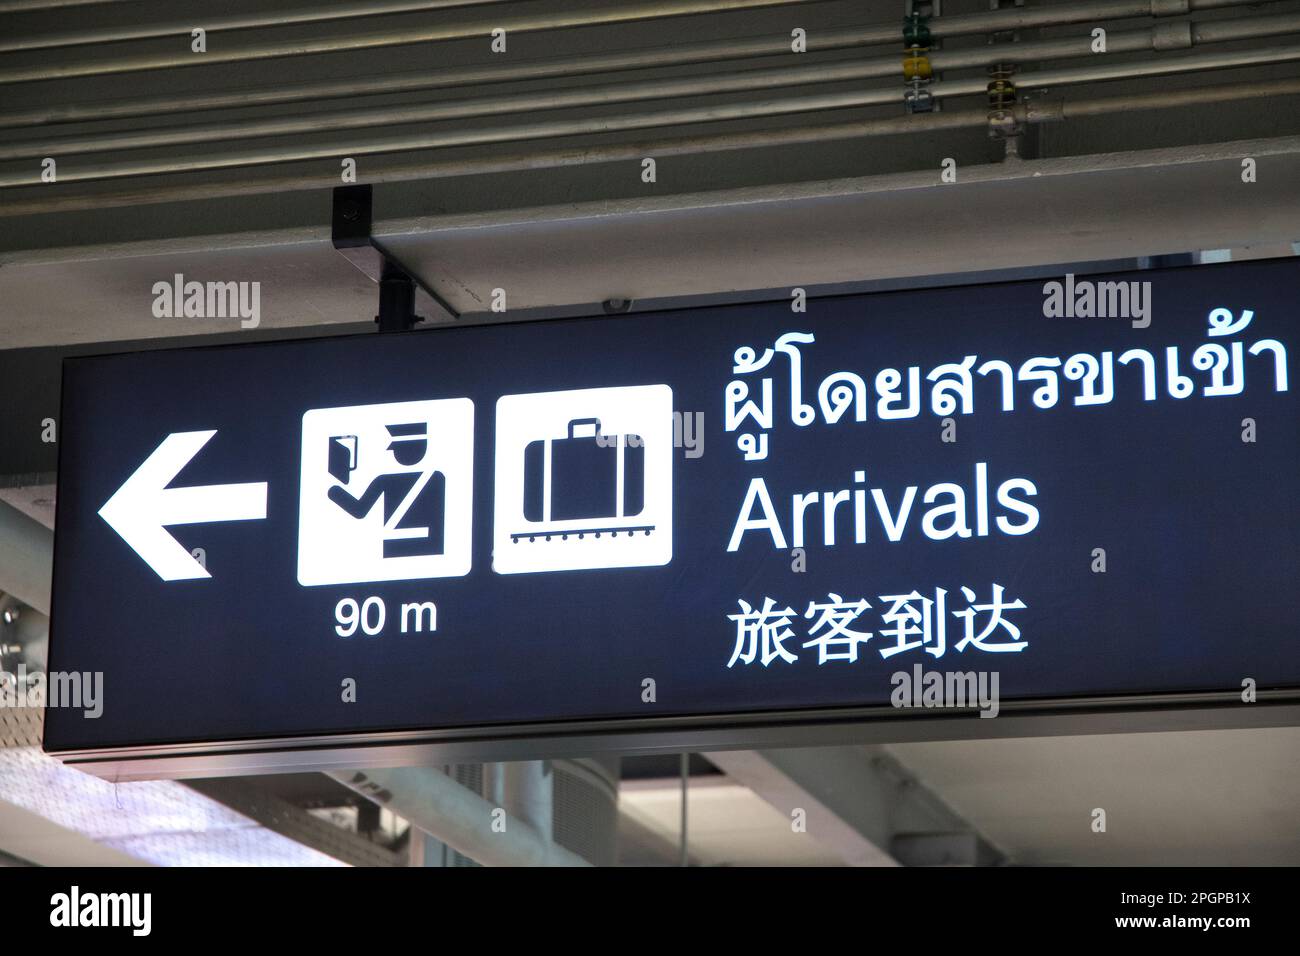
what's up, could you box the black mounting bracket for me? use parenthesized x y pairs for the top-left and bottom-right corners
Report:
(332, 184), (460, 331)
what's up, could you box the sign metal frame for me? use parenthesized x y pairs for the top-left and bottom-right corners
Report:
(43, 257), (1300, 780)
(50, 692), (1300, 781)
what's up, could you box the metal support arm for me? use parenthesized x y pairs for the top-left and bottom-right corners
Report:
(331, 184), (459, 330)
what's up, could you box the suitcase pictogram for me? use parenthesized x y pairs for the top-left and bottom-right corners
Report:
(516, 418), (651, 542)
(493, 384), (673, 573)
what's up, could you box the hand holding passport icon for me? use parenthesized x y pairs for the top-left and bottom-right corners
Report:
(326, 423), (447, 559)
(297, 398), (474, 586)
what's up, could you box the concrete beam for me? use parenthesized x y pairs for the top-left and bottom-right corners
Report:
(379, 136), (1300, 315)
(892, 832), (1003, 867)
(705, 746), (1005, 866)
(328, 767), (590, 867)
(0, 798), (148, 868)
(4, 136), (1299, 352)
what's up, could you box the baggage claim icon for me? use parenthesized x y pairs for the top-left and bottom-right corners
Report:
(493, 385), (673, 574)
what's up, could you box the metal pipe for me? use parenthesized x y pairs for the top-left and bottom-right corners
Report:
(7, 40), (1300, 188)
(1019, 39), (1300, 88)
(935, 10), (1300, 66)
(0, 112), (996, 210)
(0, 0), (1275, 85)
(1026, 75), (1300, 117)
(10, 12), (1300, 159)
(939, 40), (1300, 101)
(0, 59), (910, 160)
(0, 89), (889, 187)
(0, 25), (882, 130)
(6, 75), (1300, 217)
(933, 0), (1269, 33)
(0, 0), (120, 10)
(1194, 9), (1300, 43)
(14, 6), (1293, 131)
(0, 0), (821, 84)
(0, 0), (520, 54)
(327, 767), (589, 867)
(0, 501), (53, 617)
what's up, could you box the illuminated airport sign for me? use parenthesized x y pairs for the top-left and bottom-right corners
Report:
(45, 258), (1300, 770)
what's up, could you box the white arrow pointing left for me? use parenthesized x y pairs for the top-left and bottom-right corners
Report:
(99, 430), (268, 581)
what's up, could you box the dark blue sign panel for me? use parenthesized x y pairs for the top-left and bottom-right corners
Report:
(45, 258), (1300, 758)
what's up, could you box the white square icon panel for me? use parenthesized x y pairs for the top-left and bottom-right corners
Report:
(297, 398), (474, 586)
(493, 385), (673, 574)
